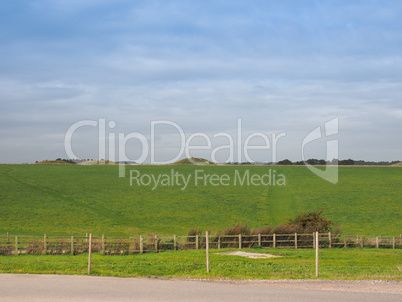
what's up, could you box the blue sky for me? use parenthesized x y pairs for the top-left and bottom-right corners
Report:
(0, 0), (401, 163)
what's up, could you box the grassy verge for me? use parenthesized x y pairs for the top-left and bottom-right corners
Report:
(1, 248), (401, 280)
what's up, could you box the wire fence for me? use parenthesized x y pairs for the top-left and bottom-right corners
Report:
(0, 232), (401, 255)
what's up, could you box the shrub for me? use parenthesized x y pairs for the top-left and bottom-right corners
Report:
(104, 239), (130, 255)
(185, 211), (341, 249)
(0, 244), (13, 255)
(218, 223), (252, 236)
(186, 228), (202, 242)
(213, 223), (252, 248)
(160, 239), (174, 251)
(252, 226), (273, 235)
(27, 240), (44, 255)
(286, 210), (334, 233)
(186, 228), (215, 249)
(47, 240), (71, 254)
(143, 233), (157, 252)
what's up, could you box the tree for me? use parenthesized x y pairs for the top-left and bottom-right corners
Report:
(306, 158), (319, 165)
(286, 210), (334, 232)
(277, 159), (293, 165)
(339, 159), (354, 165)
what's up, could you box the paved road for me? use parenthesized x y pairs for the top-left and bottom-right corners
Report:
(0, 274), (400, 302)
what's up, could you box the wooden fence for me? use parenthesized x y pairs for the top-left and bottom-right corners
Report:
(0, 233), (401, 255)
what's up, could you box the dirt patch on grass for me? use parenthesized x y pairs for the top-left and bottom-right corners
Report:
(215, 251), (283, 259)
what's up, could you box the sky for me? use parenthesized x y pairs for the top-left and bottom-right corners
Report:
(0, 0), (401, 163)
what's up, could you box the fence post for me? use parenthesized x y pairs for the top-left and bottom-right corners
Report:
(140, 236), (143, 254)
(206, 231), (210, 273)
(218, 235), (221, 249)
(71, 236), (74, 255)
(7, 232), (9, 243)
(154, 235), (158, 253)
(376, 236), (379, 249)
(313, 233), (315, 249)
(361, 236), (363, 248)
(239, 234), (242, 249)
(294, 233), (297, 249)
(273, 233), (276, 248)
(88, 233), (92, 274)
(328, 232), (331, 248)
(393, 237), (395, 249)
(174, 235), (177, 251)
(258, 234), (261, 246)
(344, 236), (347, 248)
(315, 232), (319, 278)
(43, 234), (47, 254)
(15, 236), (18, 255)
(101, 234), (105, 254)
(196, 235), (199, 250)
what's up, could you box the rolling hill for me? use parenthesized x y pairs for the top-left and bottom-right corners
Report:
(0, 164), (401, 236)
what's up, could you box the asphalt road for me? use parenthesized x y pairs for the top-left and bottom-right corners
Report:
(0, 274), (400, 302)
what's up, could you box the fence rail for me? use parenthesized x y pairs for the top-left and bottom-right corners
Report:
(0, 233), (401, 255)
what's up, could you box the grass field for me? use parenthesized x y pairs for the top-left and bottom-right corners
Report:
(0, 248), (401, 280)
(0, 164), (401, 236)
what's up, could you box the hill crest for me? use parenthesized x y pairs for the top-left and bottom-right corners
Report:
(172, 157), (215, 165)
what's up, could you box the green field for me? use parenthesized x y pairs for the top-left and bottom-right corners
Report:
(0, 164), (401, 236)
(0, 248), (401, 280)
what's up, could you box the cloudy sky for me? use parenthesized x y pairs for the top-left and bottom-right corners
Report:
(0, 0), (401, 163)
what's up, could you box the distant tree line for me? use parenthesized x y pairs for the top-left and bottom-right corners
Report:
(276, 158), (400, 165)
(277, 158), (343, 165)
(35, 158), (399, 166)
(226, 159), (400, 166)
